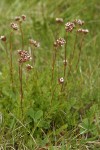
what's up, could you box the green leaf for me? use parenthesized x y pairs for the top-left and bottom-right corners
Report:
(27, 108), (35, 120)
(34, 110), (43, 122)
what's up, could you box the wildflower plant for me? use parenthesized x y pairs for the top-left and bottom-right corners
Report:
(1, 11), (98, 150)
(1, 14), (89, 113)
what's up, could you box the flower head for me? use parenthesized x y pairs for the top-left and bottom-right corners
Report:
(54, 38), (66, 48)
(15, 16), (21, 22)
(56, 18), (63, 23)
(15, 15), (26, 22)
(77, 29), (89, 34)
(58, 77), (64, 84)
(63, 59), (68, 66)
(73, 19), (84, 26)
(11, 23), (19, 30)
(26, 64), (33, 71)
(17, 50), (32, 63)
(29, 39), (40, 47)
(65, 22), (75, 32)
(0, 35), (6, 42)
(21, 15), (26, 21)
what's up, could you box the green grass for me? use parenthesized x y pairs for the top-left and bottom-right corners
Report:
(0, 0), (100, 149)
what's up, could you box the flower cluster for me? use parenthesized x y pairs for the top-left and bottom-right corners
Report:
(29, 39), (40, 47)
(65, 22), (75, 32)
(17, 50), (32, 63)
(15, 16), (21, 22)
(21, 15), (26, 21)
(54, 38), (66, 48)
(73, 19), (84, 26)
(0, 35), (6, 42)
(56, 18), (63, 23)
(15, 15), (26, 22)
(77, 29), (89, 34)
(11, 23), (19, 30)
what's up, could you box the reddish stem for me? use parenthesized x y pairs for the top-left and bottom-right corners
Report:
(68, 32), (78, 75)
(19, 63), (23, 116)
(51, 47), (57, 84)
(75, 34), (84, 72)
(9, 31), (13, 88)
(64, 32), (68, 77)
(19, 23), (24, 50)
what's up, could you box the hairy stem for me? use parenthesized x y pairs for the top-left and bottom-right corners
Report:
(61, 33), (68, 92)
(9, 31), (13, 89)
(5, 41), (8, 56)
(51, 47), (57, 105)
(64, 32), (68, 77)
(51, 47), (57, 85)
(68, 32), (78, 75)
(19, 63), (23, 116)
(31, 45), (35, 65)
(19, 23), (24, 49)
(75, 34), (84, 72)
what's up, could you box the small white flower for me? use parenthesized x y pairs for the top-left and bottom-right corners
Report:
(59, 77), (64, 84)
(29, 39), (40, 47)
(0, 35), (6, 41)
(56, 18), (63, 23)
(63, 59), (68, 66)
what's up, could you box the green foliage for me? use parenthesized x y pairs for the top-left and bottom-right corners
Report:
(0, 0), (100, 149)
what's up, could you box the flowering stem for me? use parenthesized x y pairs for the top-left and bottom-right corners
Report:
(31, 45), (35, 65)
(51, 84), (58, 105)
(5, 41), (8, 56)
(57, 48), (60, 79)
(60, 85), (63, 93)
(51, 47), (57, 85)
(19, 22), (24, 50)
(61, 33), (68, 92)
(75, 34), (84, 72)
(56, 24), (60, 39)
(51, 47), (57, 105)
(9, 31), (13, 89)
(19, 63), (23, 116)
(64, 32), (68, 77)
(68, 32), (78, 75)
